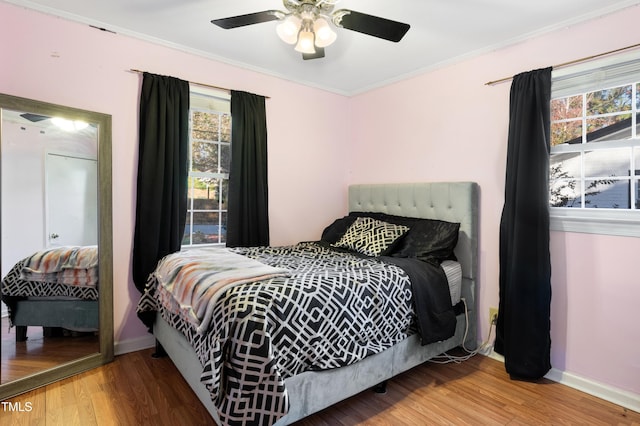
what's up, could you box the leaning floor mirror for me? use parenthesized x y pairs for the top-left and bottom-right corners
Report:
(0, 93), (113, 399)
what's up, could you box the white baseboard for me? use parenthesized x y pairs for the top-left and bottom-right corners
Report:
(545, 368), (640, 414)
(487, 350), (504, 363)
(114, 334), (155, 356)
(486, 350), (640, 414)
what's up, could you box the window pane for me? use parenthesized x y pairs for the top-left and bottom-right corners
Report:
(221, 114), (231, 142)
(550, 179), (581, 207)
(635, 147), (640, 176)
(551, 95), (582, 120)
(219, 212), (227, 244)
(192, 111), (220, 141)
(584, 149), (630, 177)
(220, 178), (228, 209)
(191, 177), (221, 207)
(586, 85), (632, 115)
(584, 179), (630, 209)
(187, 176), (196, 204)
(220, 143), (230, 174)
(551, 152), (581, 179)
(586, 113), (632, 142)
(183, 214), (192, 245)
(185, 177), (227, 246)
(192, 141), (218, 173)
(193, 212), (221, 243)
(552, 120), (582, 146)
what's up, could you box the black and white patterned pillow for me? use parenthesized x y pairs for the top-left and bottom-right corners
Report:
(333, 217), (409, 257)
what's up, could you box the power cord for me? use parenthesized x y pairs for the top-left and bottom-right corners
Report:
(427, 298), (496, 364)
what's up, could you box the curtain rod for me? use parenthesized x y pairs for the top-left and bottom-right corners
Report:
(485, 42), (640, 86)
(129, 69), (270, 99)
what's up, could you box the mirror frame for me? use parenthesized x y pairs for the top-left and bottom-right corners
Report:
(0, 93), (113, 399)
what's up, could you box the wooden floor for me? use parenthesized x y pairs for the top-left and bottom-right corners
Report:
(1, 348), (638, 425)
(1, 317), (99, 383)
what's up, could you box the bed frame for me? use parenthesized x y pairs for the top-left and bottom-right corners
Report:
(11, 299), (99, 341)
(153, 181), (479, 424)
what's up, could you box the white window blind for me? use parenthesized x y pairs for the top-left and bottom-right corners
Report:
(552, 51), (640, 98)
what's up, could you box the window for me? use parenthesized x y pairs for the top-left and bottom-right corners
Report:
(549, 52), (640, 237)
(182, 89), (231, 246)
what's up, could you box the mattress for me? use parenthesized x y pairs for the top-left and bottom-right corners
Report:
(442, 259), (462, 305)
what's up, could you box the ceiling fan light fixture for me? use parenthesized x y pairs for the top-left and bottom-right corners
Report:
(276, 15), (301, 44)
(51, 117), (89, 132)
(313, 17), (337, 48)
(212, 2), (410, 60)
(294, 28), (316, 54)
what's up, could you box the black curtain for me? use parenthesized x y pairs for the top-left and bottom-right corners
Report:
(495, 67), (552, 380)
(132, 73), (190, 292)
(226, 90), (270, 247)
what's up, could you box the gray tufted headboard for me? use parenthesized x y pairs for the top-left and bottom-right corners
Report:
(348, 182), (478, 280)
(349, 182), (479, 348)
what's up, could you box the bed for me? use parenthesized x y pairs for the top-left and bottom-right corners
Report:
(138, 181), (479, 425)
(1, 245), (99, 341)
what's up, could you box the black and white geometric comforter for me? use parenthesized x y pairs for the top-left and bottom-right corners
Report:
(1, 259), (99, 323)
(137, 242), (455, 425)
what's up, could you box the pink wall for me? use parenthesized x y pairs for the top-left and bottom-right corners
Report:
(348, 6), (640, 394)
(0, 3), (350, 344)
(2, 1), (639, 398)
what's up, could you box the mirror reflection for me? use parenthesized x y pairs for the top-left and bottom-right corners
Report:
(1, 106), (100, 384)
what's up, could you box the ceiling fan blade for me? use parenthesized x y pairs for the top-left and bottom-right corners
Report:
(335, 10), (410, 42)
(20, 113), (50, 122)
(302, 47), (325, 60)
(211, 11), (282, 29)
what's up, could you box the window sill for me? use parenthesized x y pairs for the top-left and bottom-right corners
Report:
(550, 209), (640, 238)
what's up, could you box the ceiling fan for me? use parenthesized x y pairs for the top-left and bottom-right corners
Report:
(211, 0), (410, 60)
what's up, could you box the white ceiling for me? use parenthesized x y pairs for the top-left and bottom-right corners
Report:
(6, 0), (640, 95)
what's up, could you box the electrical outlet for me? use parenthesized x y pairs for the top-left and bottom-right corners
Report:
(489, 307), (499, 325)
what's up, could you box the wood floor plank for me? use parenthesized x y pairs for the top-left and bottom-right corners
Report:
(1, 348), (639, 425)
(1, 317), (100, 384)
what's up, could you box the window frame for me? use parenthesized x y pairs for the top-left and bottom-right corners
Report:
(182, 87), (231, 248)
(549, 52), (640, 238)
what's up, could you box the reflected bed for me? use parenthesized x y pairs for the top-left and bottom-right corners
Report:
(1, 246), (99, 341)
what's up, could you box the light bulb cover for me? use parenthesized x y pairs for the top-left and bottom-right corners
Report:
(313, 17), (337, 48)
(73, 120), (89, 130)
(51, 117), (89, 131)
(276, 15), (301, 45)
(294, 29), (316, 54)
